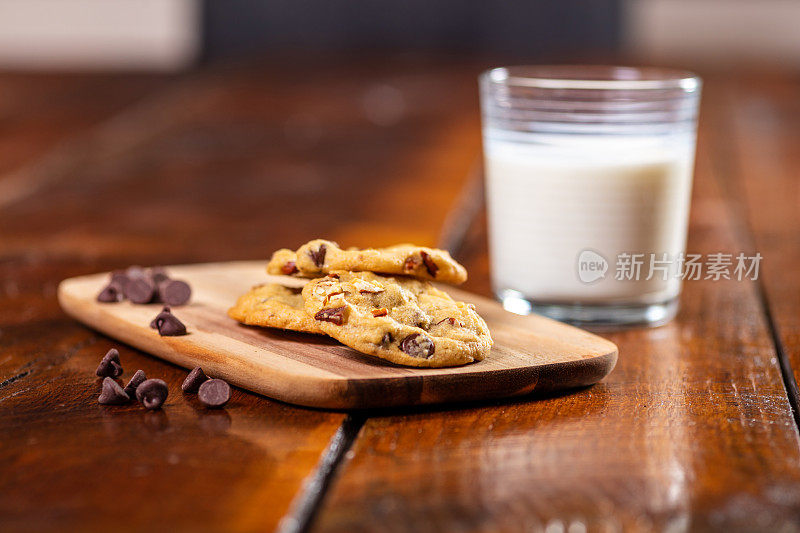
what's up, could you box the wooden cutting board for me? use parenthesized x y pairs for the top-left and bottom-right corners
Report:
(57, 261), (617, 409)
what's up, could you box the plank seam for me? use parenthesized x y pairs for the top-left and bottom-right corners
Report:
(0, 330), (99, 401)
(708, 88), (800, 435)
(278, 149), (484, 530)
(0, 370), (32, 390)
(276, 414), (366, 533)
(758, 283), (800, 429)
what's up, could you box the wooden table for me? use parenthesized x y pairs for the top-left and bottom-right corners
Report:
(2, 58), (799, 532)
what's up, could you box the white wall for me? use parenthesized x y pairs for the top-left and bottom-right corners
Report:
(0, 0), (200, 71)
(624, 0), (800, 66)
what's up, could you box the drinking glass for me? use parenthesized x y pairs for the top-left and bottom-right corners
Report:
(479, 65), (701, 327)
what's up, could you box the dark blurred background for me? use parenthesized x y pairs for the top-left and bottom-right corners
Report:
(202, 1), (621, 61)
(0, 0), (797, 259)
(0, 0), (797, 71)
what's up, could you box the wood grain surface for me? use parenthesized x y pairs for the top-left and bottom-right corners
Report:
(58, 262), (617, 409)
(310, 74), (800, 532)
(709, 73), (800, 419)
(2, 60), (800, 533)
(0, 58), (484, 532)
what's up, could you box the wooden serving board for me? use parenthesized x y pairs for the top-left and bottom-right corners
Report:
(57, 261), (617, 409)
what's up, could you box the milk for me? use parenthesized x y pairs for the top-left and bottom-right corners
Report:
(484, 132), (695, 305)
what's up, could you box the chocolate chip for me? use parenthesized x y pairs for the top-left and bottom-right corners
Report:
(381, 332), (394, 345)
(149, 306), (170, 328)
(124, 276), (155, 304)
(96, 358), (123, 378)
(150, 307), (187, 336)
(400, 333), (435, 359)
(198, 379), (231, 408)
(126, 265), (147, 278)
(308, 244), (327, 268)
(123, 369), (147, 398)
(110, 270), (129, 285)
(420, 251), (439, 278)
(181, 366), (208, 393)
(435, 317), (457, 326)
(157, 279), (191, 306)
(281, 261), (299, 275)
(124, 266), (148, 287)
(314, 306), (346, 325)
(96, 349), (123, 376)
(136, 379), (169, 410)
(98, 377), (130, 405)
(149, 266), (170, 284)
(97, 281), (124, 303)
(103, 348), (120, 364)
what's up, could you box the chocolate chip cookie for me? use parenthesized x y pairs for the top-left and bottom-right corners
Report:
(302, 271), (491, 367)
(228, 283), (323, 334)
(267, 239), (468, 284)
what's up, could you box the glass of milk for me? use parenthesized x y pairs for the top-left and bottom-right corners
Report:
(479, 66), (701, 327)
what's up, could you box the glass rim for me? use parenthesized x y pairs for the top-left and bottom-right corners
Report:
(482, 65), (701, 92)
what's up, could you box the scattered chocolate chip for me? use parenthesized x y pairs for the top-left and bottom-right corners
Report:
(102, 348), (121, 364)
(124, 276), (155, 304)
(157, 315), (187, 336)
(98, 377), (130, 405)
(314, 306), (346, 325)
(403, 256), (420, 272)
(381, 332), (394, 345)
(150, 307), (187, 336)
(181, 366), (208, 393)
(127, 265), (146, 275)
(435, 317), (457, 326)
(400, 333), (435, 359)
(149, 306), (170, 328)
(281, 261), (299, 275)
(420, 251), (439, 277)
(110, 270), (129, 285)
(123, 369), (147, 398)
(149, 266), (170, 284)
(157, 279), (191, 306)
(198, 379), (231, 408)
(372, 308), (388, 317)
(308, 244), (327, 268)
(97, 282), (124, 302)
(327, 273), (340, 279)
(96, 358), (123, 378)
(136, 379), (169, 410)
(100, 266), (189, 305)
